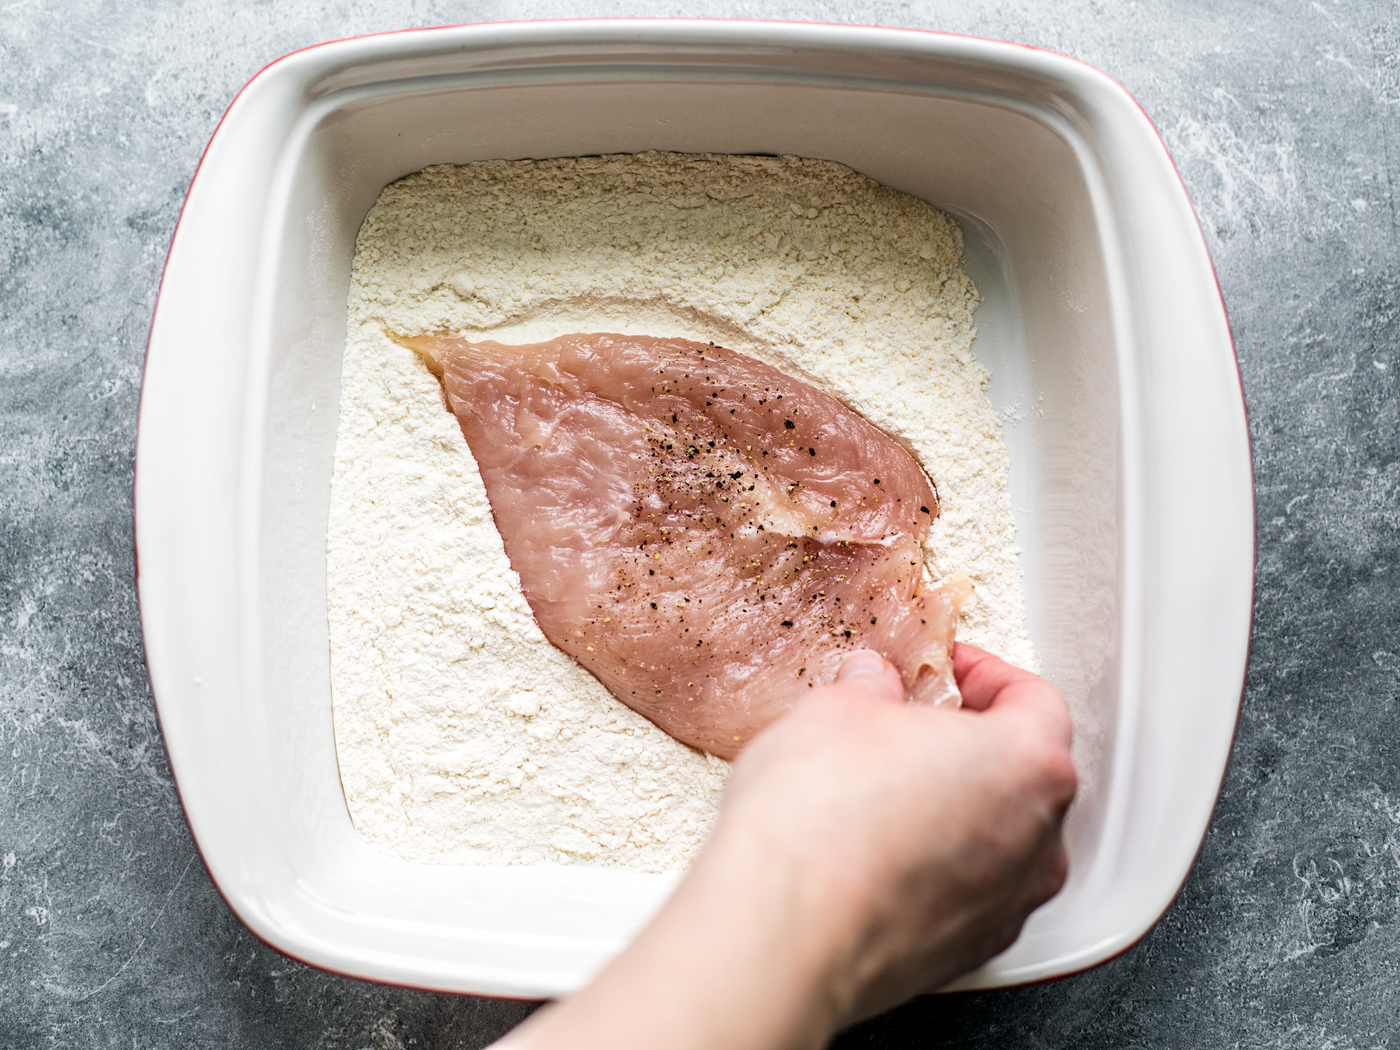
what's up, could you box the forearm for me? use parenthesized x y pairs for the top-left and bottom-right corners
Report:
(494, 647), (1076, 1050)
(499, 821), (850, 1050)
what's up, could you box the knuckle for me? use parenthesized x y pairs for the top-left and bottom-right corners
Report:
(1008, 731), (1076, 797)
(1044, 749), (1078, 805)
(1043, 844), (1070, 898)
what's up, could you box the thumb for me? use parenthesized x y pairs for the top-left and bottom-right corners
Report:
(835, 650), (906, 706)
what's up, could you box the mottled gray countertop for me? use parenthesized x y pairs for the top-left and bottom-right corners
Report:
(2, 2), (1397, 1047)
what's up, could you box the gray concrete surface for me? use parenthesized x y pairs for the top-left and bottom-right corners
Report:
(2, 1), (1397, 1046)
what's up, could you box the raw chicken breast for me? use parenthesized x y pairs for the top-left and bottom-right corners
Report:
(399, 332), (972, 759)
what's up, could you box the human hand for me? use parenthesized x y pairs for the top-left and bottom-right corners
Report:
(498, 645), (1075, 1050)
(719, 643), (1077, 1027)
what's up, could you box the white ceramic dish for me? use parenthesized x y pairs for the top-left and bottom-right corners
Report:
(135, 20), (1252, 997)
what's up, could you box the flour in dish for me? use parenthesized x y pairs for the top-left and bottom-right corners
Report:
(326, 153), (1033, 871)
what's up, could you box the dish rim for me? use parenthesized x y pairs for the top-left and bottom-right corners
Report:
(135, 17), (1253, 996)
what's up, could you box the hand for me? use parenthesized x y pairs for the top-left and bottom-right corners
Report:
(498, 645), (1076, 1050)
(722, 643), (1077, 1025)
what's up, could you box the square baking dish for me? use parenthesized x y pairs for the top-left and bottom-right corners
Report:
(135, 19), (1252, 996)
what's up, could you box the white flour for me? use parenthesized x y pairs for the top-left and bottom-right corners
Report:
(327, 153), (1033, 872)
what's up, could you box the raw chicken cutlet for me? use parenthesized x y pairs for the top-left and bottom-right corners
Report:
(399, 332), (973, 759)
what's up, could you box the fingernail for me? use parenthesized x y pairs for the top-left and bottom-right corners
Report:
(837, 650), (888, 679)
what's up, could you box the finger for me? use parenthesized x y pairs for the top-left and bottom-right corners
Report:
(954, 644), (1072, 745)
(834, 649), (906, 706)
(952, 643), (1004, 711)
(952, 640), (993, 678)
(954, 642), (1037, 698)
(985, 678), (1073, 748)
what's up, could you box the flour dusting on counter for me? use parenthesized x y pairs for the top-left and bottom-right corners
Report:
(327, 153), (1033, 871)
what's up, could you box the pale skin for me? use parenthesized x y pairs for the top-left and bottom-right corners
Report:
(496, 643), (1077, 1050)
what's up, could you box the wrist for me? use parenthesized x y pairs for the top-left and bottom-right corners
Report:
(676, 815), (858, 1048)
(506, 814), (857, 1050)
